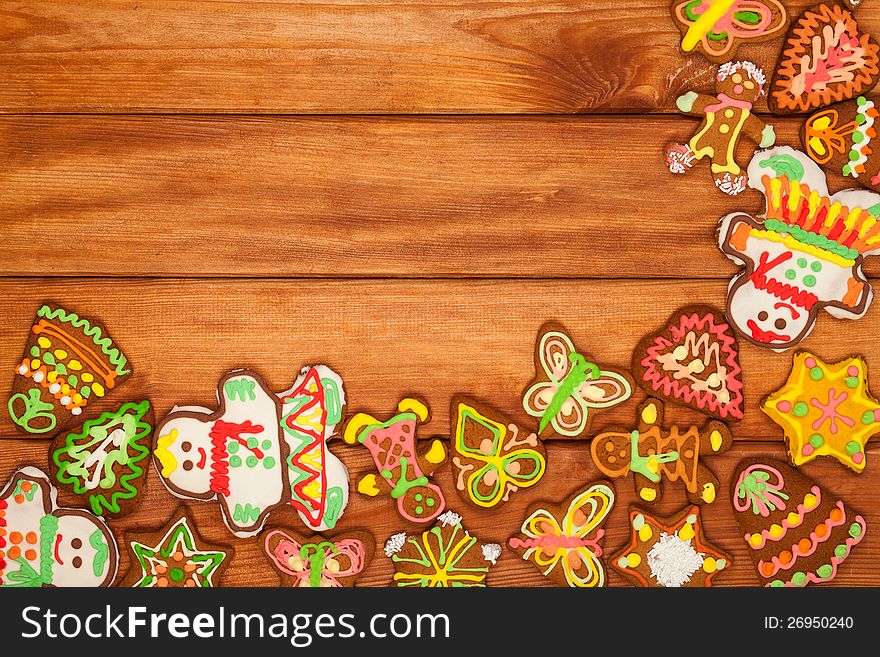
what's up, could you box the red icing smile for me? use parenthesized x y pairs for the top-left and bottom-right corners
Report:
(196, 447), (208, 470)
(54, 534), (63, 565)
(747, 319), (790, 344)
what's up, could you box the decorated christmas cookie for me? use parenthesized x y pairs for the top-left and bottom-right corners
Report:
(632, 305), (744, 420)
(508, 481), (613, 587)
(0, 466), (117, 587)
(718, 146), (880, 350)
(802, 96), (880, 191)
(50, 400), (153, 518)
(671, 0), (788, 62)
(591, 399), (732, 505)
(610, 505), (731, 587)
(384, 511), (499, 587)
(153, 370), (289, 538)
(450, 396), (546, 509)
(8, 304), (131, 436)
(522, 322), (632, 439)
(343, 398), (447, 524)
(769, 2), (880, 114)
(262, 526), (373, 587)
(121, 510), (231, 587)
(278, 365), (349, 531)
(666, 61), (776, 195)
(762, 352), (880, 472)
(732, 458), (866, 586)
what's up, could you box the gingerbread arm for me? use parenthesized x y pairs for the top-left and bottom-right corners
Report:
(686, 464), (721, 505)
(741, 113), (776, 148)
(675, 92), (715, 116)
(417, 438), (448, 477)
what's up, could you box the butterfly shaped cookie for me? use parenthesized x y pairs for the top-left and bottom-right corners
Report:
(262, 526), (373, 587)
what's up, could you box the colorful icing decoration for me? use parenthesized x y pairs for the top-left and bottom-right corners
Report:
(769, 2), (880, 114)
(610, 505), (731, 587)
(508, 482), (614, 588)
(0, 466), (117, 587)
(671, 0), (788, 62)
(343, 398), (447, 524)
(121, 511), (231, 587)
(153, 370), (289, 538)
(718, 146), (880, 350)
(50, 400), (153, 518)
(803, 96), (880, 191)
(762, 352), (880, 472)
(8, 304), (131, 436)
(384, 511), (498, 587)
(591, 399), (732, 505)
(278, 365), (349, 531)
(666, 61), (776, 195)
(732, 458), (866, 586)
(450, 396), (546, 509)
(522, 322), (632, 438)
(632, 305), (744, 420)
(262, 526), (373, 587)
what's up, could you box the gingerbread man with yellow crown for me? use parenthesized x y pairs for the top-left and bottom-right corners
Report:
(666, 61), (776, 196)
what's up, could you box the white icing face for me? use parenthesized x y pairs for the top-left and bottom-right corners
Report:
(155, 415), (214, 496)
(54, 514), (114, 586)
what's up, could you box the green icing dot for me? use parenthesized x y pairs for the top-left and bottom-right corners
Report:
(810, 367), (824, 381)
(785, 269), (797, 280)
(852, 131), (864, 144)
(617, 557), (628, 568)
(29, 345), (40, 358)
(261, 439), (272, 450)
(809, 434), (824, 448)
(227, 441), (239, 454)
(632, 513), (645, 531)
(850, 150), (861, 162)
(426, 497), (436, 507)
(169, 567), (186, 583)
(847, 377), (861, 389)
(67, 374), (78, 387)
(769, 580), (785, 588)
(415, 493), (423, 502)
(843, 164), (852, 175)
(835, 544), (848, 558)
(247, 436), (259, 449)
(229, 455), (242, 468)
(858, 96), (868, 106)
(263, 456), (276, 469)
(816, 564), (833, 579)
(811, 261), (822, 272)
(793, 402), (809, 417)
(246, 455), (258, 468)
(849, 522), (863, 539)
(791, 572), (807, 586)
(797, 257), (807, 268)
(862, 410), (877, 424)
(803, 275), (817, 287)
(42, 352), (56, 366)
(80, 386), (91, 399)
(686, 514), (697, 524)
(845, 441), (861, 455)
(716, 559), (727, 570)
(415, 506), (424, 515)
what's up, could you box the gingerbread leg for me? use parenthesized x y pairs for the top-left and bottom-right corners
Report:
(665, 143), (696, 174)
(713, 171), (748, 196)
(687, 464), (720, 505)
(633, 471), (662, 504)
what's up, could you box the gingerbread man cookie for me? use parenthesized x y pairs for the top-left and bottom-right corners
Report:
(667, 61), (776, 195)
(718, 146), (880, 350)
(153, 370), (289, 538)
(591, 399), (732, 505)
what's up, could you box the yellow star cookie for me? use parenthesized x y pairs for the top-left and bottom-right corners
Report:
(762, 352), (880, 473)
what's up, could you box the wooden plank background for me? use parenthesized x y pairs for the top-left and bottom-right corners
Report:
(1, 0), (878, 587)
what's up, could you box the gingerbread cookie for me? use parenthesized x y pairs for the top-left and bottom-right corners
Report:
(762, 352), (880, 472)
(718, 146), (880, 350)
(633, 305), (744, 421)
(343, 397), (447, 524)
(121, 510), (232, 587)
(732, 458), (866, 586)
(8, 304), (131, 436)
(450, 396), (546, 509)
(803, 96), (880, 191)
(591, 399), (732, 505)
(522, 322), (632, 439)
(384, 511), (499, 587)
(262, 526), (373, 587)
(49, 400), (153, 518)
(610, 505), (731, 587)
(153, 370), (289, 538)
(666, 61), (776, 195)
(769, 2), (880, 114)
(508, 481), (613, 587)
(279, 365), (349, 531)
(0, 466), (117, 587)
(671, 0), (788, 62)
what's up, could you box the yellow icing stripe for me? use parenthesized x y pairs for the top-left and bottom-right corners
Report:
(749, 228), (855, 267)
(681, 0), (736, 51)
(155, 428), (180, 478)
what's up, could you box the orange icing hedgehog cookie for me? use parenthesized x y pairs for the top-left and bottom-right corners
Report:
(762, 352), (880, 472)
(666, 60), (776, 195)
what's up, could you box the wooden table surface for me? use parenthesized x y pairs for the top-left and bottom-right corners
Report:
(1, 0), (878, 587)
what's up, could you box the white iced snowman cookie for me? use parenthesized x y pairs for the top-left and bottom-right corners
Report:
(0, 466), (117, 587)
(153, 370), (289, 538)
(278, 365), (349, 532)
(718, 146), (880, 350)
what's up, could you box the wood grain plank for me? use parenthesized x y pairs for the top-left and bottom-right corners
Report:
(0, 435), (875, 586)
(2, 278), (880, 443)
(5, 115), (878, 278)
(1, 0), (870, 113)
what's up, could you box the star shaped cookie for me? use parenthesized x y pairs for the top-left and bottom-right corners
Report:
(121, 511), (232, 587)
(762, 352), (880, 473)
(610, 505), (731, 587)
